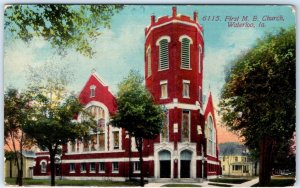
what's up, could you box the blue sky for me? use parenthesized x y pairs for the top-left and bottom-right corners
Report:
(4, 5), (296, 105)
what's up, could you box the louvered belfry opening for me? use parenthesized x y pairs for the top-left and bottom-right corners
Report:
(181, 38), (191, 69)
(159, 39), (169, 70)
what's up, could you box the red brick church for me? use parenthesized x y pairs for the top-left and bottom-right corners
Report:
(33, 7), (221, 181)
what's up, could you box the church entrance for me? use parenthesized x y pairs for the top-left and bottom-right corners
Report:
(180, 150), (192, 178)
(159, 150), (171, 178)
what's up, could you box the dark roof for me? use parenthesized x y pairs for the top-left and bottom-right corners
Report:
(219, 142), (248, 156)
(20, 150), (36, 158)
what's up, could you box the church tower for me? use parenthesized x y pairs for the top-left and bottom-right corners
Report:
(144, 7), (209, 179)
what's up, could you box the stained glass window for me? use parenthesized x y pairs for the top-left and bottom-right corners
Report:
(182, 110), (190, 142)
(99, 133), (105, 150)
(161, 111), (169, 142)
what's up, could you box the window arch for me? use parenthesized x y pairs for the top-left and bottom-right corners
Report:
(206, 115), (216, 156)
(156, 36), (171, 71)
(179, 35), (193, 70)
(40, 160), (47, 173)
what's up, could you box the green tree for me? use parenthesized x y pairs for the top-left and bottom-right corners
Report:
(4, 4), (123, 58)
(4, 88), (32, 186)
(219, 27), (295, 186)
(22, 60), (95, 186)
(24, 93), (95, 186)
(111, 71), (163, 187)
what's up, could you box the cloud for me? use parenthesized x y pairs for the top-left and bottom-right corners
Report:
(203, 28), (260, 105)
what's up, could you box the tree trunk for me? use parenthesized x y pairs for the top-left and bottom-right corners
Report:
(49, 146), (57, 186)
(259, 137), (275, 186)
(18, 148), (23, 186)
(136, 137), (144, 187)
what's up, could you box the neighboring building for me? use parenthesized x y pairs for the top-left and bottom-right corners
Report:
(4, 151), (36, 178)
(219, 142), (258, 176)
(33, 7), (221, 181)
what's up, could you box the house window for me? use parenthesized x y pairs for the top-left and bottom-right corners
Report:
(99, 162), (105, 173)
(182, 80), (190, 98)
(199, 45), (202, 73)
(161, 110), (169, 142)
(112, 162), (119, 173)
(235, 157), (238, 162)
(180, 37), (192, 69)
(181, 110), (190, 142)
(90, 85), (96, 97)
(90, 163), (96, 172)
(113, 131), (120, 149)
(223, 156), (225, 162)
(156, 36), (170, 71)
(147, 47), (152, 77)
(69, 163), (75, 173)
(133, 161), (141, 172)
(223, 165), (225, 171)
(40, 161), (47, 173)
(160, 80), (168, 99)
(80, 163), (86, 173)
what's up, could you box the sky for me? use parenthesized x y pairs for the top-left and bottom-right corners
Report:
(3, 5), (296, 143)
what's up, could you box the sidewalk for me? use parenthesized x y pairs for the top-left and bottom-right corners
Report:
(233, 177), (259, 187)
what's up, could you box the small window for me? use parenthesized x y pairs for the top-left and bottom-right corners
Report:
(90, 163), (96, 172)
(235, 157), (238, 162)
(70, 163), (75, 173)
(183, 80), (190, 98)
(133, 161), (141, 172)
(99, 162), (105, 173)
(112, 162), (119, 173)
(40, 161), (47, 173)
(181, 110), (190, 142)
(80, 163), (86, 173)
(90, 85), (96, 97)
(223, 165), (225, 171)
(160, 80), (168, 99)
(223, 156), (225, 162)
(113, 131), (119, 149)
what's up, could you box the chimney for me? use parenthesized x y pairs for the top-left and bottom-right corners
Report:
(151, 14), (155, 24)
(194, 11), (198, 22)
(172, 7), (177, 17)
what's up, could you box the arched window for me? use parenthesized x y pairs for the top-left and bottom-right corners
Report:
(161, 111), (169, 142)
(180, 35), (193, 70)
(206, 116), (216, 156)
(74, 104), (107, 152)
(40, 161), (47, 173)
(156, 36), (171, 71)
(147, 47), (152, 77)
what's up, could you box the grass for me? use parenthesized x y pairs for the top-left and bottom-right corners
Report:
(209, 177), (254, 184)
(162, 184), (201, 187)
(208, 183), (232, 187)
(251, 176), (295, 187)
(5, 178), (140, 186)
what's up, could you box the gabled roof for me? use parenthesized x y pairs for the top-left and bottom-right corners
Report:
(219, 142), (248, 156)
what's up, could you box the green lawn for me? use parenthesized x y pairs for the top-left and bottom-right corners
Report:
(162, 184), (201, 187)
(251, 176), (295, 187)
(5, 178), (140, 186)
(209, 177), (254, 184)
